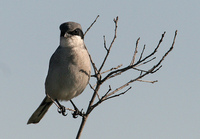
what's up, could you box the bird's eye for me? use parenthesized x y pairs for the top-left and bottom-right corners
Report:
(69, 29), (79, 36)
(73, 29), (79, 35)
(68, 29), (84, 39)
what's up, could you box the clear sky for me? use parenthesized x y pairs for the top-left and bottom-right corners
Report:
(1, 0), (200, 139)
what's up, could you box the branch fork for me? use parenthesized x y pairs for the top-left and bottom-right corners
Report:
(53, 15), (178, 139)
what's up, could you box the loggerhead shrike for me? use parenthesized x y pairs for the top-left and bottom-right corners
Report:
(27, 22), (91, 124)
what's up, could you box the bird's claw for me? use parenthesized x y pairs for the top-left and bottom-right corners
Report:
(72, 108), (84, 118)
(57, 105), (68, 116)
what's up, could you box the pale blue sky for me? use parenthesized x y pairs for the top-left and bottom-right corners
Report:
(0, 0), (200, 139)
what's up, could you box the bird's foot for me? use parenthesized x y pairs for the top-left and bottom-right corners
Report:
(57, 105), (68, 116)
(55, 99), (68, 116)
(72, 108), (84, 118)
(70, 100), (84, 118)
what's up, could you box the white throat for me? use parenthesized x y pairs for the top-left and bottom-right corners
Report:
(60, 36), (84, 48)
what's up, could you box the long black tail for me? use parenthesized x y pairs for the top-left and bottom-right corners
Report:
(27, 96), (53, 124)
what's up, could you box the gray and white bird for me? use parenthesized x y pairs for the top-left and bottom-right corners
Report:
(27, 22), (91, 124)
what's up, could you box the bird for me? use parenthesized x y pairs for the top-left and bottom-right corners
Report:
(27, 22), (91, 124)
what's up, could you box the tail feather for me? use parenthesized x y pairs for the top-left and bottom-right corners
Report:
(27, 96), (53, 124)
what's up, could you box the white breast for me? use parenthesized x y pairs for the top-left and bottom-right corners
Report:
(45, 36), (91, 101)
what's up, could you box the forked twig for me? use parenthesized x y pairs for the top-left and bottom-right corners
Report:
(101, 64), (123, 74)
(75, 15), (177, 139)
(83, 15), (100, 76)
(103, 87), (132, 101)
(98, 16), (119, 73)
(91, 30), (177, 112)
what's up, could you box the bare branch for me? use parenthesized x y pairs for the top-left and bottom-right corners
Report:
(99, 30), (177, 101)
(137, 79), (158, 83)
(89, 54), (98, 76)
(132, 67), (149, 73)
(101, 64), (123, 74)
(84, 15), (100, 36)
(135, 57), (156, 67)
(98, 16), (119, 72)
(152, 65), (162, 73)
(104, 80), (133, 99)
(88, 83), (101, 100)
(103, 87), (132, 101)
(89, 86), (130, 112)
(100, 31), (167, 83)
(107, 71), (149, 97)
(90, 71), (150, 112)
(83, 15), (100, 76)
(103, 35), (108, 51)
(150, 30), (177, 73)
(102, 85), (112, 99)
(134, 32), (166, 65)
(130, 37), (140, 65)
(140, 71), (143, 76)
(76, 15), (177, 139)
(89, 83), (95, 91)
(138, 45), (146, 61)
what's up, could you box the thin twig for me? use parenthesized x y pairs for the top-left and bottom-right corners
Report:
(135, 57), (156, 67)
(98, 16), (118, 73)
(101, 30), (177, 101)
(130, 37), (140, 65)
(152, 65), (162, 73)
(101, 64), (123, 74)
(84, 15), (100, 36)
(89, 54), (98, 75)
(104, 69), (151, 99)
(83, 15), (100, 76)
(76, 14), (178, 139)
(103, 35), (108, 51)
(104, 81), (133, 99)
(150, 30), (177, 73)
(100, 31), (167, 83)
(102, 85), (112, 99)
(138, 45), (146, 61)
(103, 87), (132, 101)
(134, 32), (166, 65)
(137, 79), (158, 83)
(89, 83), (100, 100)
(132, 68), (149, 73)
(89, 83), (95, 91)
